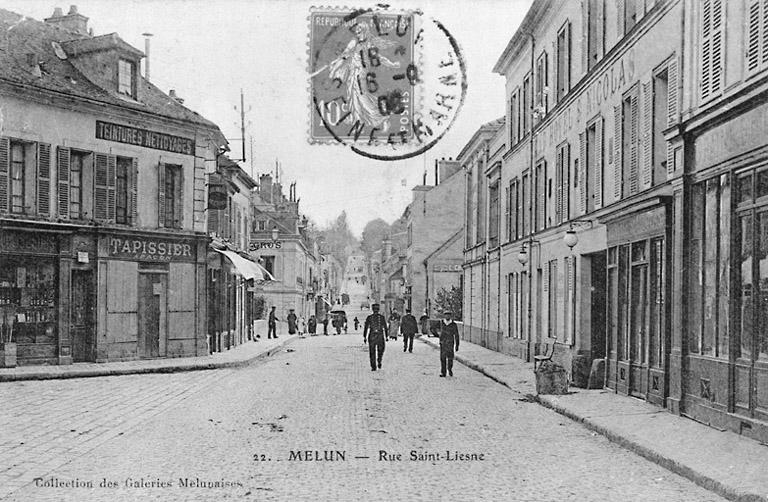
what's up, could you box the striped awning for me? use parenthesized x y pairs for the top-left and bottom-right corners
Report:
(214, 249), (275, 281)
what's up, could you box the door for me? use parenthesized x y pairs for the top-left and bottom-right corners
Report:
(590, 252), (607, 360)
(71, 270), (95, 362)
(628, 241), (649, 398)
(138, 273), (167, 358)
(736, 209), (768, 421)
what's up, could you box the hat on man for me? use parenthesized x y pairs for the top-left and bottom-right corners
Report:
(406, 308), (412, 314)
(442, 310), (453, 317)
(371, 303), (380, 310)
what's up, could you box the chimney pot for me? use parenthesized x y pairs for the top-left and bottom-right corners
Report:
(169, 89), (176, 98)
(52, 7), (63, 17)
(68, 5), (78, 15)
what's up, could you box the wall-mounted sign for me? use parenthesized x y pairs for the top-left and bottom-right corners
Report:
(0, 230), (58, 254)
(108, 236), (195, 262)
(96, 120), (195, 156)
(432, 263), (462, 273)
(249, 241), (282, 251)
(208, 182), (228, 210)
(77, 251), (89, 263)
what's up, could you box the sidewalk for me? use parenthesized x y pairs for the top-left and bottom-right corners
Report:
(420, 336), (768, 502)
(0, 335), (298, 382)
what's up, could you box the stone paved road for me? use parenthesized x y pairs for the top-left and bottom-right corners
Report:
(0, 334), (725, 502)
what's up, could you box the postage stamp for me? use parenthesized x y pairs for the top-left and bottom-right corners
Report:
(308, 6), (467, 161)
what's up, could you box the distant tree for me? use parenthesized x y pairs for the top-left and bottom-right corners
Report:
(253, 295), (267, 320)
(319, 211), (358, 265)
(433, 285), (463, 321)
(361, 218), (390, 256)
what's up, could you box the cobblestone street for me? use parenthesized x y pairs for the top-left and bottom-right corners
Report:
(1, 334), (725, 502)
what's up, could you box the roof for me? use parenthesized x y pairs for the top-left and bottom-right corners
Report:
(0, 8), (223, 132)
(492, 0), (549, 74)
(455, 116), (506, 162)
(423, 230), (463, 265)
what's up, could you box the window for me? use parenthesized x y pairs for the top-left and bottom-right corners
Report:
(505, 184), (511, 242)
(163, 164), (183, 229)
(508, 273), (518, 338)
(510, 89), (520, 145)
(621, 88), (639, 197)
(622, 0), (641, 34)
(700, 0), (725, 101)
(489, 181), (500, 248)
(522, 73), (531, 135)
(556, 142), (571, 224)
(747, 0), (768, 74)
(69, 150), (88, 219)
(556, 22), (572, 101)
(522, 171), (530, 236)
(535, 52), (549, 113)
(476, 169), (485, 242)
(9, 141), (24, 213)
(512, 178), (520, 240)
(585, 122), (598, 213)
(118, 59), (136, 98)
(535, 160), (547, 231)
(116, 156), (134, 225)
(465, 169), (474, 247)
(652, 69), (669, 185)
(260, 255), (276, 277)
(586, 0), (605, 71)
(548, 260), (558, 340)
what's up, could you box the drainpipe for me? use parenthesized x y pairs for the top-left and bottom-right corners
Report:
(527, 33), (536, 361)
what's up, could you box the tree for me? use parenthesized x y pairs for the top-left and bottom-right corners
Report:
(361, 218), (390, 256)
(319, 211), (357, 265)
(433, 285), (463, 320)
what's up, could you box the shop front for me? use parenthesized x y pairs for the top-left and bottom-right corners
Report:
(605, 198), (671, 406)
(0, 227), (69, 366)
(98, 232), (207, 361)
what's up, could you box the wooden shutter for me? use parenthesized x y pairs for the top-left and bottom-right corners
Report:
(0, 137), (9, 213)
(747, 0), (761, 73)
(107, 155), (116, 221)
(613, 104), (623, 200)
(542, 264), (550, 339)
(175, 168), (183, 229)
(701, 0), (724, 101)
(617, 0), (626, 39)
(667, 55), (679, 128)
(579, 132), (586, 214)
(57, 147), (70, 219)
(208, 208), (220, 235)
(595, 0), (605, 64)
(130, 157), (138, 225)
(36, 142), (51, 216)
(594, 117), (603, 209)
(505, 185), (511, 241)
(93, 153), (109, 221)
(157, 161), (166, 227)
(555, 147), (563, 225)
(537, 162), (546, 230)
(640, 80), (653, 190)
(629, 92), (639, 195)
(582, 0), (589, 74)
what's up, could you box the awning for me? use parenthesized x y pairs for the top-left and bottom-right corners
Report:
(214, 249), (275, 281)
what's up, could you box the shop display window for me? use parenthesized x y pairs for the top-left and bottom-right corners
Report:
(0, 258), (57, 345)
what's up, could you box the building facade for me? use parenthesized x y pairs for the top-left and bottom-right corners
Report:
(405, 158), (466, 318)
(0, 7), (225, 365)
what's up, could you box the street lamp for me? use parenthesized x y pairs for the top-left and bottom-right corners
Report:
(517, 246), (529, 265)
(271, 225), (279, 242)
(562, 219), (594, 250)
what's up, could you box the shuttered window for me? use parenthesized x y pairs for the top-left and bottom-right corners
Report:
(535, 51), (549, 113)
(505, 184), (511, 242)
(163, 164), (183, 229)
(510, 89), (520, 145)
(93, 153), (116, 222)
(584, 0), (605, 72)
(69, 151), (86, 220)
(555, 142), (571, 225)
(556, 22), (571, 102)
(115, 156), (136, 225)
(489, 181), (500, 248)
(700, 0), (725, 102)
(37, 143), (51, 216)
(548, 260), (558, 340)
(746, 0), (768, 74)
(620, 87), (640, 198)
(522, 74), (531, 135)
(9, 141), (24, 214)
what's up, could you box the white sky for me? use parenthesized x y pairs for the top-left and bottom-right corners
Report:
(6, 0), (532, 236)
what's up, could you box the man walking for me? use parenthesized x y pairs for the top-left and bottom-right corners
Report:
(363, 303), (388, 371)
(268, 306), (279, 339)
(439, 311), (460, 377)
(400, 309), (418, 353)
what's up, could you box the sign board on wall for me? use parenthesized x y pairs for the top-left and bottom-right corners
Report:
(432, 263), (462, 273)
(108, 236), (196, 262)
(249, 241), (282, 251)
(95, 120), (195, 156)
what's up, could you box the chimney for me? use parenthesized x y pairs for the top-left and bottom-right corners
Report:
(434, 158), (439, 185)
(259, 174), (273, 204)
(142, 33), (153, 81)
(438, 158), (461, 182)
(45, 5), (89, 36)
(168, 89), (184, 104)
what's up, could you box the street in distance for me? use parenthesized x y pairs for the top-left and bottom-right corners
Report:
(269, 450), (486, 462)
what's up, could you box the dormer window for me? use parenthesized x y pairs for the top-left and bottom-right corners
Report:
(118, 59), (136, 98)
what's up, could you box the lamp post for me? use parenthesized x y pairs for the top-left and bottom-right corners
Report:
(562, 219), (594, 250)
(271, 225), (279, 242)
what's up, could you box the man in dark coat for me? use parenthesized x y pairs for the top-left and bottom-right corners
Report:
(400, 309), (418, 353)
(419, 310), (429, 336)
(363, 304), (388, 371)
(322, 315), (329, 335)
(268, 306), (279, 339)
(439, 311), (460, 377)
(287, 309), (297, 335)
(308, 315), (317, 335)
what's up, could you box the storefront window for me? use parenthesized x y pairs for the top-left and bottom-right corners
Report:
(0, 258), (57, 347)
(688, 183), (704, 354)
(739, 214), (753, 360)
(758, 211), (768, 360)
(738, 173), (753, 205)
(757, 169), (768, 200)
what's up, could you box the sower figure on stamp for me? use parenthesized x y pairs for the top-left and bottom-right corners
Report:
(268, 306), (279, 339)
(364, 303), (388, 371)
(400, 308), (418, 353)
(439, 311), (459, 377)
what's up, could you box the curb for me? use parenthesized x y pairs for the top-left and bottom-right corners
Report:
(419, 337), (767, 502)
(0, 336), (298, 383)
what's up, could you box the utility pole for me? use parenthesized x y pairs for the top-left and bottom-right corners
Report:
(240, 88), (246, 164)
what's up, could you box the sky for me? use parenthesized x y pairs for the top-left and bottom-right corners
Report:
(5, 0), (532, 236)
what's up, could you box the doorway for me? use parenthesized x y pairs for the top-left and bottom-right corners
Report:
(138, 272), (167, 358)
(590, 252), (607, 360)
(71, 269), (95, 362)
